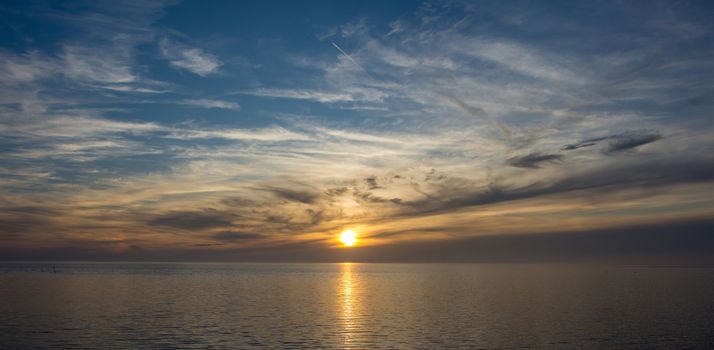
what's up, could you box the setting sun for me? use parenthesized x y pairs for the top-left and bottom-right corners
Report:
(340, 230), (358, 247)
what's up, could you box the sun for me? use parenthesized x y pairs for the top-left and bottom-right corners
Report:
(339, 229), (358, 247)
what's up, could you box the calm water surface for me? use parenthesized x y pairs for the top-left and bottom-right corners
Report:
(1, 262), (713, 349)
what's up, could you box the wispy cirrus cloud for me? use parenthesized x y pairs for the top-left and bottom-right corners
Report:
(241, 88), (356, 103)
(166, 125), (312, 142)
(0, 115), (161, 139)
(449, 37), (584, 83)
(238, 85), (390, 105)
(0, 51), (57, 83)
(179, 99), (240, 110)
(160, 38), (222, 76)
(63, 45), (137, 84)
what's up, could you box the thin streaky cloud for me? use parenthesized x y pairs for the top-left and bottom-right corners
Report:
(179, 99), (241, 110)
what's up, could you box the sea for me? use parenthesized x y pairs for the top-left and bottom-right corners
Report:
(1, 262), (713, 349)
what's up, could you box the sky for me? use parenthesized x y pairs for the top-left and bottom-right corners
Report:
(1, 0), (713, 263)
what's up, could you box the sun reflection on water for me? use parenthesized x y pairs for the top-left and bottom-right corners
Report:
(338, 262), (359, 346)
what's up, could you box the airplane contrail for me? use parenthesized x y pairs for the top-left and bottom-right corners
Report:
(440, 93), (512, 142)
(331, 41), (371, 76)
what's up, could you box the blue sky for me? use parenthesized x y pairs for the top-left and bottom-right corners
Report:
(1, 0), (713, 262)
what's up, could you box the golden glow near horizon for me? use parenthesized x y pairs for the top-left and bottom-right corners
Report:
(339, 230), (358, 247)
(338, 263), (358, 346)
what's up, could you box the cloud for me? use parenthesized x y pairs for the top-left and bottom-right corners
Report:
(561, 130), (663, 154)
(2, 206), (61, 216)
(211, 231), (263, 242)
(0, 216), (52, 235)
(331, 42), (370, 74)
(440, 94), (512, 141)
(441, 94), (486, 116)
(0, 206), (58, 235)
(0, 115), (161, 139)
(399, 157), (714, 219)
(101, 84), (170, 94)
(220, 197), (258, 207)
(602, 130), (663, 154)
(242, 88), (356, 103)
(340, 18), (367, 38)
(386, 20), (405, 36)
(0, 51), (57, 83)
(506, 153), (563, 168)
(0, 115), (315, 164)
(366, 40), (419, 68)
(5, 139), (150, 162)
(365, 176), (381, 189)
(0, 0), (174, 121)
(316, 127), (403, 144)
(160, 39), (222, 76)
(353, 190), (402, 205)
(560, 141), (600, 151)
(148, 209), (237, 230)
(179, 99), (240, 110)
(305, 209), (324, 225)
(167, 126), (311, 142)
(1, 46), (167, 94)
(451, 37), (582, 83)
(63, 45), (136, 84)
(325, 187), (349, 197)
(262, 187), (320, 204)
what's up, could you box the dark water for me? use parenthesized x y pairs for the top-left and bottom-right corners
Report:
(1, 263), (713, 349)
